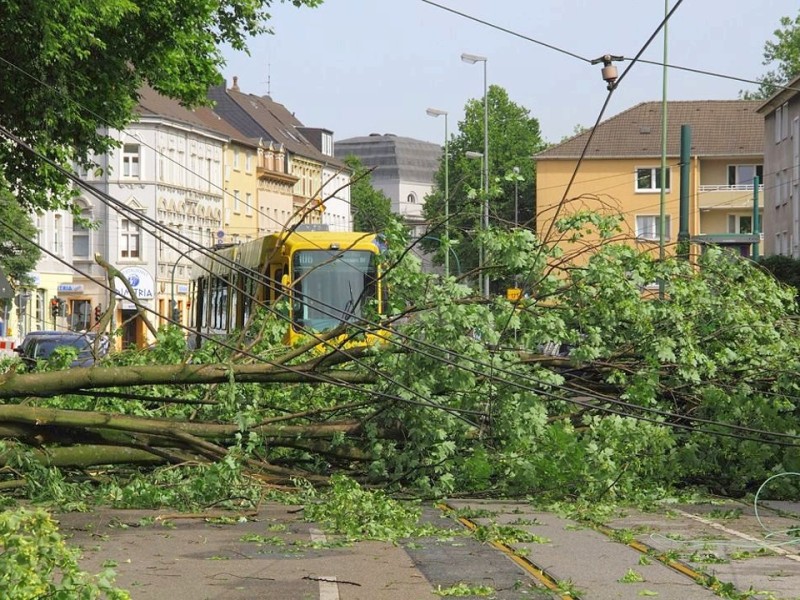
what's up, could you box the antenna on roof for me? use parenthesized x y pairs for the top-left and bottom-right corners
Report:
(266, 60), (271, 98)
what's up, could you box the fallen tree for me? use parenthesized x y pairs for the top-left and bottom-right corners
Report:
(2, 226), (800, 503)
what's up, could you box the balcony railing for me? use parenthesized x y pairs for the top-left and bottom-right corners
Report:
(698, 184), (764, 209)
(698, 184), (764, 193)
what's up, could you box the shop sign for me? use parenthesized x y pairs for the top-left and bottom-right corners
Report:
(115, 267), (155, 300)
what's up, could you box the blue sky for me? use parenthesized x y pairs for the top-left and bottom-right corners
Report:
(221, 0), (799, 147)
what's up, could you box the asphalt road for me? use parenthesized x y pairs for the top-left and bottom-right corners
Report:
(55, 498), (800, 599)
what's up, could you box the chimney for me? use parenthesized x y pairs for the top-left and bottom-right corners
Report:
(231, 76), (240, 92)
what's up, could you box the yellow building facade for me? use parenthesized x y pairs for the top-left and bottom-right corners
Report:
(536, 101), (764, 264)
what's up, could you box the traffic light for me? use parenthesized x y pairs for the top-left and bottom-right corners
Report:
(50, 297), (60, 318)
(94, 304), (102, 323)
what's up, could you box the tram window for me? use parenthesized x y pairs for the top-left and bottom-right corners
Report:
(291, 250), (376, 332)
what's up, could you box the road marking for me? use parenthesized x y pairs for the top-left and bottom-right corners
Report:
(309, 528), (340, 600)
(674, 509), (800, 563)
(318, 577), (339, 600)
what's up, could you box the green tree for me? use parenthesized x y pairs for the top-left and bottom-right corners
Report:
(743, 11), (800, 99)
(0, 0), (322, 212)
(344, 155), (395, 232)
(0, 192), (40, 282)
(422, 85), (546, 284)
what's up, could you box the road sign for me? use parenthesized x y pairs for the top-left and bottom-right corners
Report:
(506, 287), (522, 302)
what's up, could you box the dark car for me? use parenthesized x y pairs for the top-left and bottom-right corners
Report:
(15, 331), (109, 369)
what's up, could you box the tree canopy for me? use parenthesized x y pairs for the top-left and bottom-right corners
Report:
(343, 155), (395, 233)
(0, 0), (322, 211)
(0, 192), (40, 282)
(422, 85), (546, 286)
(744, 10), (800, 99)
(2, 217), (799, 503)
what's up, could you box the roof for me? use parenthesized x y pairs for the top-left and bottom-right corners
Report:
(208, 83), (346, 168)
(757, 73), (800, 114)
(536, 100), (764, 160)
(135, 86), (257, 147)
(334, 134), (441, 183)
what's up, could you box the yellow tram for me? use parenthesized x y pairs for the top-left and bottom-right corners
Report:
(191, 229), (386, 345)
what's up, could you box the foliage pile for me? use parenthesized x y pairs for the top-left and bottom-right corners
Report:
(1, 218), (800, 507)
(0, 507), (129, 599)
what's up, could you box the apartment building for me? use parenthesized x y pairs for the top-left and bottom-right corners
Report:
(535, 100), (763, 263)
(757, 73), (800, 257)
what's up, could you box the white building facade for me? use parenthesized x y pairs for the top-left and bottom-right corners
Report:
(75, 104), (225, 348)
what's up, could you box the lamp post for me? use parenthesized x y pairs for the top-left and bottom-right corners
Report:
(512, 166), (520, 228)
(170, 247), (197, 324)
(461, 52), (489, 297)
(466, 151), (485, 294)
(426, 107), (449, 277)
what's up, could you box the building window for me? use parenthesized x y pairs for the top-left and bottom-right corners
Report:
(53, 214), (64, 256)
(322, 133), (333, 156)
(727, 165), (763, 186)
(72, 205), (92, 259)
(635, 215), (671, 241)
(782, 103), (790, 140)
(35, 289), (45, 329)
(727, 214), (752, 234)
(122, 144), (140, 178)
(233, 149), (240, 170)
(407, 192), (417, 204)
(120, 218), (141, 259)
(635, 167), (670, 192)
(245, 153), (253, 173)
(233, 190), (240, 213)
(245, 192), (253, 216)
(35, 213), (43, 247)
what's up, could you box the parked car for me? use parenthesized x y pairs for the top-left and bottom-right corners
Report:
(14, 331), (109, 369)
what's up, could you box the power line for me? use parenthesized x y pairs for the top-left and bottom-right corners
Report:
(418, 0), (800, 95)
(419, 0), (591, 63)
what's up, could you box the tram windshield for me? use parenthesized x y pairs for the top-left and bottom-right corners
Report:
(292, 250), (377, 332)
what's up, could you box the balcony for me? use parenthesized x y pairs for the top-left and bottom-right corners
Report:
(256, 164), (299, 186)
(698, 184), (764, 210)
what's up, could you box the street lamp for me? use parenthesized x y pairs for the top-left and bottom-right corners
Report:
(170, 246), (196, 324)
(466, 151), (486, 294)
(461, 52), (489, 297)
(512, 166), (520, 229)
(426, 107), (449, 277)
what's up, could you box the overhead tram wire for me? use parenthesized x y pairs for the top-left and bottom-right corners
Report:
(0, 54), (389, 281)
(3, 202), (797, 447)
(0, 35), (792, 446)
(0, 216), (489, 424)
(419, 0), (592, 63)
(417, 1), (800, 96)
(0, 128), (494, 426)
(495, 0), (685, 326)
(0, 56), (787, 450)
(11, 125), (798, 447)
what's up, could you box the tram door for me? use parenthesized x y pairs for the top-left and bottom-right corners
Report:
(269, 263), (286, 304)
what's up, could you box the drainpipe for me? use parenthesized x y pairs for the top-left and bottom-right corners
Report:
(752, 176), (760, 260)
(678, 125), (691, 259)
